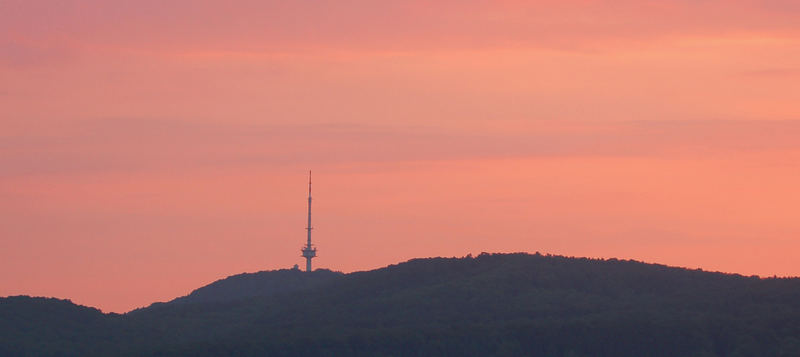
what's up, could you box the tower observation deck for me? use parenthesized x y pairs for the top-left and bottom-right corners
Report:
(301, 171), (317, 272)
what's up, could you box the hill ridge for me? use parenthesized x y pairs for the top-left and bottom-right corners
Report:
(3, 253), (800, 356)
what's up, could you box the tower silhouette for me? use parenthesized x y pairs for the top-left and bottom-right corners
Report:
(301, 171), (316, 272)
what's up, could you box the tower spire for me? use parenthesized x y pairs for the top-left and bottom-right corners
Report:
(301, 170), (316, 272)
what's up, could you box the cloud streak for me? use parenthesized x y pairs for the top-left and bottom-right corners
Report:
(3, 118), (799, 178)
(3, 0), (800, 55)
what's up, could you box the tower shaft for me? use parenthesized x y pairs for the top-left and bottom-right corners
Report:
(307, 173), (312, 247)
(301, 170), (316, 272)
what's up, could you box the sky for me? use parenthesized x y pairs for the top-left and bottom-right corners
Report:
(2, 0), (800, 313)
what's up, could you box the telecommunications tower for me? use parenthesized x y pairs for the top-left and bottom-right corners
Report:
(301, 171), (317, 272)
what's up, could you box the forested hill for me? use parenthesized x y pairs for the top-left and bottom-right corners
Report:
(140, 268), (344, 309)
(3, 253), (800, 356)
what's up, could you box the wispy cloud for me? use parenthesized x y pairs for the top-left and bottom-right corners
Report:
(0, 41), (75, 67)
(3, 118), (799, 178)
(3, 1), (800, 55)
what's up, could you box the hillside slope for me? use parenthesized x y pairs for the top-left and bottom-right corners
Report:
(140, 268), (344, 309)
(3, 253), (800, 356)
(0, 297), (119, 356)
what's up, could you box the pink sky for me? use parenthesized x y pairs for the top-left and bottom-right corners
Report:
(2, 1), (800, 313)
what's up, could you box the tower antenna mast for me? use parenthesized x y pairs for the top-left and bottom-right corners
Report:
(301, 170), (316, 272)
